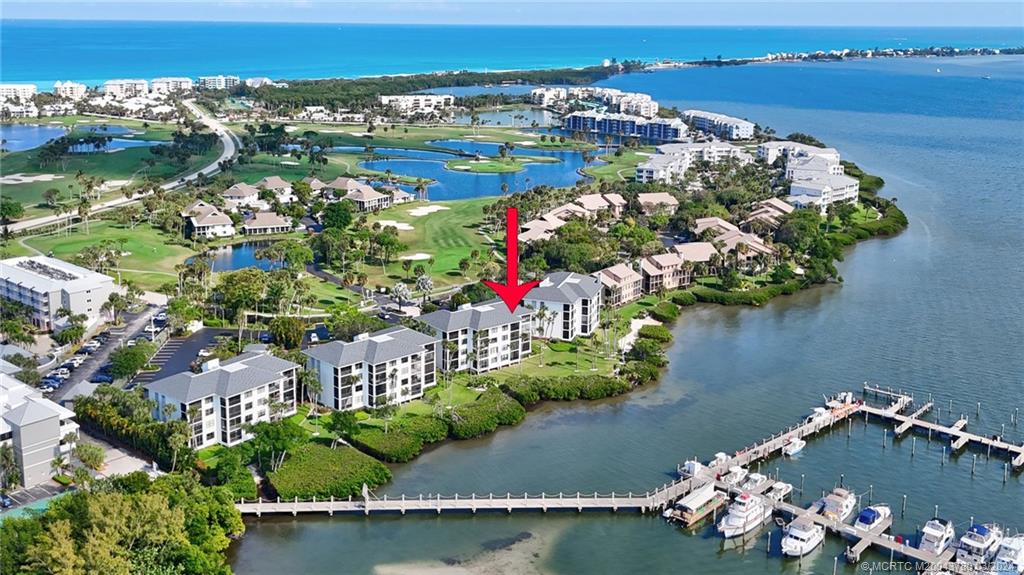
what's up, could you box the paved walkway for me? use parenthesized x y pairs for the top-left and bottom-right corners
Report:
(9, 101), (238, 233)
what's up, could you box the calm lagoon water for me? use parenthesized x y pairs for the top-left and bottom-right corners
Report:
(229, 55), (1024, 574)
(0, 123), (162, 152)
(188, 242), (284, 272)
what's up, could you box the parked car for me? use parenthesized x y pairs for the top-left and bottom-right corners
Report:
(259, 332), (272, 343)
(51, 368), (71, 379)
(144, 325), (161, 334)
(92, 374), (114, 384)
(69, 356), (87, 367)
(309, 333), (320, 344)
(0, 493), (13, 508)
(197, 348), (213, 358)
(377, 312), (392, 321)
(154, 312), (168, 322)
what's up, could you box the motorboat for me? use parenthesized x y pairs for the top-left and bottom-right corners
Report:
(990, 535), (1024, 575)
(804, 407), (832, 426)
(764, 482), (793, 502)
(853, 505), (892, 532)
(782, 437), (806, 456)
(720, 466), (748, 487)
(918, 517), (956, 555)
(781, 517), (825, 557)
(717, 492), (773, 538)
(817, 488), (857, 522)
(710, 452), (730, 467)
(663, 482), (726, 527)
(956, 524), (1004, 567)
(678, 460), (705, 480)
(739, 473), (769, 492)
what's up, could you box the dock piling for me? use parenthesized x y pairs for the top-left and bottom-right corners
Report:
(972, 454), (977, 476)
(868, 484), (873, 504)
(901, 494), (907, 516)
(912, 436), (916, 457)
(1005, 463), (1009, 484)
(766, 532), (771, 556)
(942, 446), (946, 466)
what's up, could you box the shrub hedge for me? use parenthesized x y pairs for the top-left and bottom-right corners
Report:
(268, 443), (392, 499)
(670, 291), (697, 307)
(500, 375), (632, 407)
(400, 415), (449, 444)
(637, 324), (673, 343)
(448, 388), (526, 439)
(222, 468), (258, 500)
(350, 427), (424, 463)
(690, 281), (802, 306)
(649, 301), (681, 322)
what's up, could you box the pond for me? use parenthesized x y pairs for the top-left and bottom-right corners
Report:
(353, 139), (601, 200)
(188, 242), (284, 272)
(0, 122), (163, 153)
(452, 108), (558, 127)
(0, 123), (68, 152)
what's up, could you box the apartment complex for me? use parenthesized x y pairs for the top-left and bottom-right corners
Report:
(151, 77), (195, 94)
(529, 87), (567, 107)
(325, 177), (392, 212)
(419, 300), (533, 374)
(1, 373), (79, 488)
(146, 348), (300, 448)
(563, 111), (687, 142)
(52, 81), (87, 100)
(0, 256), (115, 331)
(304, 327), (439, 411)
(637, 142), (754, 183)
(198, 75), (241, 90)
(0, 84), (37, 101)
(759, 140), (859, 214)
(242, 211), (293, 235)
(181, 200), (236, 239)
(524, 272), (602, 341)
(520, 192), (627, 243)
(593, 263), (643, 307)
(640, 253), (691, 293)
(379, 94), (455, 115)
(682, 110), (755, 140)
(103, 79), (149, 99)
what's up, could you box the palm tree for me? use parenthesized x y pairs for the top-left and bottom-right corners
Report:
(533, 305), (549, 366)
(78, 196), (92, 235)
(0, 444), (21, 489)
(50, 454), (70, 477)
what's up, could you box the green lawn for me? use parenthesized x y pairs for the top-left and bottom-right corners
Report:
(360, 382), (481, 428)
(197, 444), (226, 468)
(227, 152), (424, 186)
(359, 198), (494, 292)
(485, 338), (618, 381)
(583, 147), (655, 182)
(446, 155), (557, 174)
(23, 221), (194, 290)
(304, 275), (360, 308)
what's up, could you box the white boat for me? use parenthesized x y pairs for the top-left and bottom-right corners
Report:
(717, 492), (773, 538)
(764, 481), (793, 502)
(739, 473), (768, 492)
(782, 437), (806, 456)
(957, 524), (1004, 567)
(990, 535), (1024, 575)
(710, 452), (730, 466)
(804, 407), (832, 426)
(678, 460), (704, 479)
(853, 505), (892, 532)
(781, 517), (825, 557)
(720, 465), (748, 487)
(919, 517), (956, 555)
(817, 488), (857, 522)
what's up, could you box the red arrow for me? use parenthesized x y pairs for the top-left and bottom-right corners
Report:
(483, 207), (540, 312)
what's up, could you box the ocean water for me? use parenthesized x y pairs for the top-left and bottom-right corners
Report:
(227, 54), (1024, 574)
(2, 21), (1022, 87)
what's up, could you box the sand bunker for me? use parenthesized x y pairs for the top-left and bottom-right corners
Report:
(376, 220), (414, 231)
(284, 126), (298, 133)
(100, 180), (131, 191)
(452, 165), (471, 171)
(515, 140), (536, 146)
(407, 205), (449, 217)
(280, 160), (300, 165)
(0, 173), (66, 185)
(399, 253), (432, 261)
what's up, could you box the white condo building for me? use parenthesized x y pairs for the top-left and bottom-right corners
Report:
(151, 77), (194, 94)
(180, 200), (236, 239)
(618, 94), (660, 118)
(146, 347), (300, 448)
(0, 84), (37, 101)
(0, 256), (115, 331)
(682, 109), (755, 140)
(379, 94), (455, 115)
(52, 81), (87, 100)
(199, 75), (241, 90)
(304, 327), (439, 411)
(523, 272), (602, 341)
(637, 142), (754, 183)
(1, 374), (79, 488)
(530, 87), (567, 107)
(103, 79), (149, 99)
(760, 140), (860, 214)
(419, 300), (533, 374)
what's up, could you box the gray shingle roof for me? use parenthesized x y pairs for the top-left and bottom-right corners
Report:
(145, 351), (299, 403)
(419, 299), (531, 333)
(524, 272), (601, 304)
(303, 326), (439, 367)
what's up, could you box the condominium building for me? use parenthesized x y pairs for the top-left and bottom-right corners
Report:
(103, 79), (149, 99)
(530, 87), (567, 107)
(419, 300), (533, 374)
(640, 253), (690, 293)
(693, 216), (739, 238)
(788, 175), (860, 214)
(523, 272), (602, 341)
(52, 81), (87, 100)
(740, 197), (795, 231)
(1, 374), (79, 487)
(242, 211), (293, 235)
(593, 263), (643, 307)
(146, 348), (300, 448)
(637, 192), (680, 215)
(198, 75), (241, 90)
(0, 256), (115, 331)
(379, 94), (455, 115)
(562, 111), (687, 142)
(181, 200), (236, 239)
(150, 77), (195, 94)
(304, 327), (439, 411)
(776, 144), (859, 214)
(325, 177), (392, 212)
(682, 110), (755, 140)
(256, 175), (296, 204)
(0, 84), (37, 101)
(618, 94), (659, 118)
(757, 141), (841, 165)
(244, 77), (289, 89)
(222, 182), (261, 207)
(786, 154), (845, 181)
(636, 155), (692, 184)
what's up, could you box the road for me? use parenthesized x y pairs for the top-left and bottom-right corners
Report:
(8, 100), (239, 233)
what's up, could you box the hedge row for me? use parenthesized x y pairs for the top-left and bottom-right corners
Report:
(637, 324), (673, 343)
(350, 426), (424, 463)
(448, 388), (526, 439)
(648, 301), (681, 322)
(222, 468), (258, 500)
(690, 281), (801, 306)
(268, 443), (392, 499)
(671, 291), (697, 307)
(500, 375), (632, 407)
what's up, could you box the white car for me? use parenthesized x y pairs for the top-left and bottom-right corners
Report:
(144, 325), (161, 334)
(69, 356), (87, 367)
(309, 333), (320, 344)
(197, 348), (213, 358)
(51, 368), (71, 379)
(126, 339), (138, 347)
(154, 312), (168, 322)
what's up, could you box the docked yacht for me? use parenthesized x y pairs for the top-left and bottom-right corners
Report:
(956, 524), (1004, 567)
(720, 465), (749, 487)
(853, 505), (892, 532)
(739, 473), (769, 492)
(782, 437), (806, 456)
(781, 517), (825, 557)
(817, 488), (857, 522)
(990, 535), (1024, 575)
(717, 492), (773, 538)
(804, 407), (832, 427)
(678, 460), (705, 480)
(918, 518), (957, 555)
(711, 452), (730, 466)
(764, 481), (794, 503)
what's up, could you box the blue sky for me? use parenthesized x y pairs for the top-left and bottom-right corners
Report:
(2, 0), (1022, 27)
